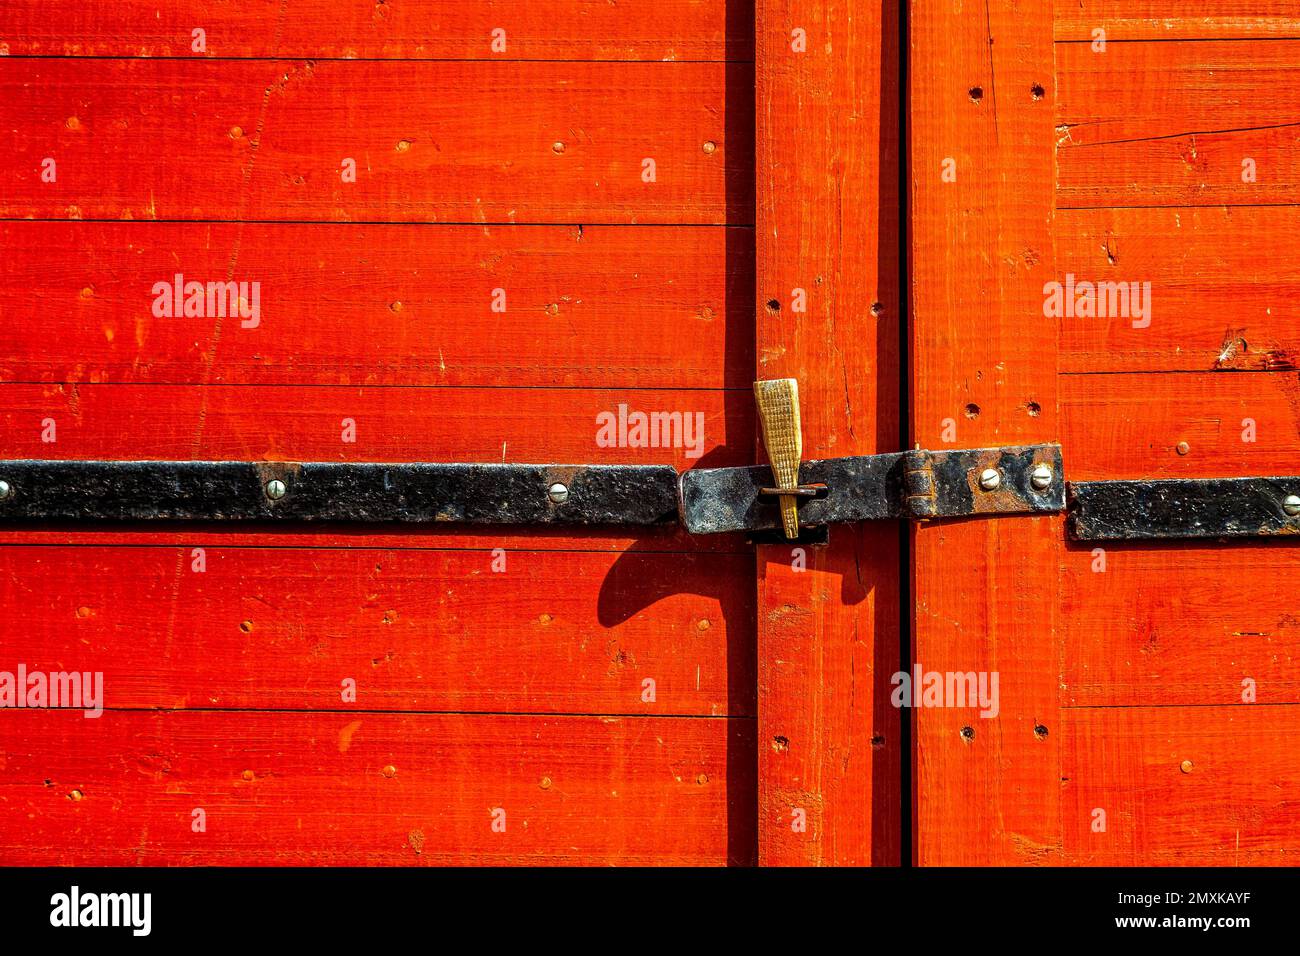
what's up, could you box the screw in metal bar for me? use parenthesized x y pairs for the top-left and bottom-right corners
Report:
(1284, 494), (1300, 517)
(547, 482), (569, 504)
(978, 468), (1001, 492)
(1030, 463), (1053, 491)
(0, 479), (10, 500)
(264, 478), (287, 501)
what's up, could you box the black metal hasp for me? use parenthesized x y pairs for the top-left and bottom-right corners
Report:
(684, 376), (1065, 536)
(1069, 477), (1300, 540)
(679, 444), (1066, 534)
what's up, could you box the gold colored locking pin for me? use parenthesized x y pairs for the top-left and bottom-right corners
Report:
(753, 378), (803, 539)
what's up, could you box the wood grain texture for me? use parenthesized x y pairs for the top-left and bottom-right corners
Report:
(0, 222), (753, 388)
(1057, 40), (1300, 208)
(1062, 542), (1300, 707)
(1, 545), (755, 715)
(1064, 705), (1300, 864)
(1054, 21), (1300, 867)
(0, 58), (753, 224)
(0, 383), (750, 468)
(909, 0), (1061, 866)
(0, 0), (754, 60)
(1061, 370), (1300, 480)
(754, 0), (900, 866)
(0, 711), (755, 865)
(1055, 2), (1300, 40)
(0, 221), (751, 387)
(1059, 207), (1300, 373)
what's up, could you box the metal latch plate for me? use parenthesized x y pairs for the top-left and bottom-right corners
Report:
(680, 444), (1064, 535)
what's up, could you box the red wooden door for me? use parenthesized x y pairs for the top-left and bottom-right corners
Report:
(15, 0), (1283, 871)
(0, 1), (754, 866)
(911, 0), (1300, 865)
(0, 0), (900, 866)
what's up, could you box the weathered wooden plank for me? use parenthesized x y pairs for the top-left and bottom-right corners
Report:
(0, 545), (754, 715)
(1056, 3), (1300, 40)
(1057, 39), (1300, 146)
(754, 0), (900, 866)
(1064, 704), (1300, 864)
(1060, 130), (1300, 209)
(1061, 370), (1300, 480)
(0, 711), (755, 865)
(1057, 40), (1300, 207)
(0, 0), (753, 60)
(0, 383), (750, 469)
(910, 0), (1061, 866)
(1059, 207), (1300, 374)
(0, 222), (753, 388)
(1062, 542), (1300, 707)
(0, 59), (753, 224)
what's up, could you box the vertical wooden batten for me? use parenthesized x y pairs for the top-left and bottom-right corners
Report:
(908, 1), (1060, 865)
(754, 0), (901, 865)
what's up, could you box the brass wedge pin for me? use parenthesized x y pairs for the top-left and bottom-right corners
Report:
(753, 378), (804, 539)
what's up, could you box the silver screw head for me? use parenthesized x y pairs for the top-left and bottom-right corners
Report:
(547, 482), (569, 504)
(978, 468), (1001, 491)
(1030, 463), (1053, 491)
(1284, 494), (1300, 517)
(0, 479), (10, 500)
(264, 478), (287, 501)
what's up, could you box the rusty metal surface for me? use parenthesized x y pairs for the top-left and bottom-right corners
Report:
(0, 460), (680, 527)
(920, 444), (1065, 518)
(1070, 477), (1300, 540)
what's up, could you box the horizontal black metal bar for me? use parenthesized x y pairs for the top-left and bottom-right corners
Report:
(0, 461), (680, 527)
(680, 444), (1064, 534)
(1069, 477), (1300, 540)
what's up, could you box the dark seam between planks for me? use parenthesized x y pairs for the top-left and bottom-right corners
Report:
(1056, 200), (1300, 210)
(0, 219), (759, 227)
(4, 706), (758, 719)
(1057, 121), (1300, 150)
(0, 542), (749, 555)
(1060, 701), (1300, 710)
(1053, 36), (1300, 45)
(0, 55), (756, 64)
(0, 382), (755, 391)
